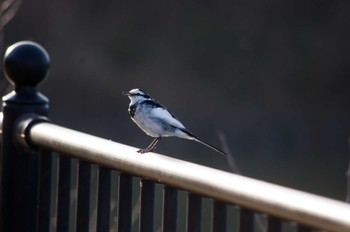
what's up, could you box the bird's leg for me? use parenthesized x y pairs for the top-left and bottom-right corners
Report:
(138, 137), (161, 154)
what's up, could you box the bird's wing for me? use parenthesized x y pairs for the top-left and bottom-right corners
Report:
(143, 100), (186, 129)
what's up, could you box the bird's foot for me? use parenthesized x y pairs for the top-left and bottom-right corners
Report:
(137, 148), (155, 154)
(137, 148), (153, 154)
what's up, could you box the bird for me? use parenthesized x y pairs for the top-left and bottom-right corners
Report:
(124, 88), (227, 156)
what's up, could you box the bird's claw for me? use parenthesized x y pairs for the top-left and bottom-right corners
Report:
(137, 148), (155, 154)
(137, 149), (146, 154)
(137, 148), (149, 154)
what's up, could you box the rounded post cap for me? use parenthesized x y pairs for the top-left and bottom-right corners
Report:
(3, 41), (50, 88)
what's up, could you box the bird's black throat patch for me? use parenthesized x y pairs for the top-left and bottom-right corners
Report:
(129, 104), (137, 117)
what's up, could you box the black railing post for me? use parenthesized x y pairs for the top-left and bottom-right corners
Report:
(139, 179), (155, 232)
(239, 208), (255, 232)
(267, 216), (283, 232)
(298, 224), (315, 232)
(186, 193), (202, 232)
(212, 200), (227, 232)
(0, 41), (50, 231)
(96, 167), (112, 231)
(76, 161), (92, 231)
(118, 173), (133, 232)
(162, 186), (178, 232)
(56, 156), (73, 232)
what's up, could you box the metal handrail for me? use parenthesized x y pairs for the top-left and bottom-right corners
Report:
(15, 119), (350, 232)
(3, 41), (349, 232)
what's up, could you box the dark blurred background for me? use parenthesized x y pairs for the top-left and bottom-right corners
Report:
(2, 0), (350, 200)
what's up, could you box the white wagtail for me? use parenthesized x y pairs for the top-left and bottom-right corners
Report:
(124, 88), (227, 156)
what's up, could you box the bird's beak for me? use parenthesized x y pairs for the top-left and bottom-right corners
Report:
(122, 91), (130, 96)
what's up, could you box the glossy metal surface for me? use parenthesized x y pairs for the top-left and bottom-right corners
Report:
(22, 121), (350, 232)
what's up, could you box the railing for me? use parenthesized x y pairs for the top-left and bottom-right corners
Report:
(1, 41), (350, 232)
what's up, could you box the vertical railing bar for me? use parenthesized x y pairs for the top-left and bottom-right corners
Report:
(50, 154), (59, 231)
(297, 224), (315, 232)
(118, 173), (133, 232)
(110, 171), (119, 230)
(139, 179), (155, 232)
(23, 152), (40, 231)
(162, 186), (178, 232)
(56, 155), (72, 232)
(96, 167), (112, 231)
(38, 151), (53, 232)
(267, 216), (283, 232)
(186, 193), (202, 232)
(212, 200), (227, 232)
(76, 160), (92, 232)
(239, 207), (254, 232)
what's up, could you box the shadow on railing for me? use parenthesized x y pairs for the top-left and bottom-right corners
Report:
(1, 41), (350, 232)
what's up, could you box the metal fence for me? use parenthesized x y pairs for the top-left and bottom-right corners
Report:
(1, 41), (350, 232)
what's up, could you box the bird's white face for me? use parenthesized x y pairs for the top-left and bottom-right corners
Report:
(125, 88), (150, 105)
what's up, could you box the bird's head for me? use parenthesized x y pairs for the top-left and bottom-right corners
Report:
(123, 88), (151, 104)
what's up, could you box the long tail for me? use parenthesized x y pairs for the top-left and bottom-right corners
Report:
(176, 127), (227, 157)
(193, 136), (228, 157)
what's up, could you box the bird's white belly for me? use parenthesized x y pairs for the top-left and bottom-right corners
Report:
(132, 113), (165, 137)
